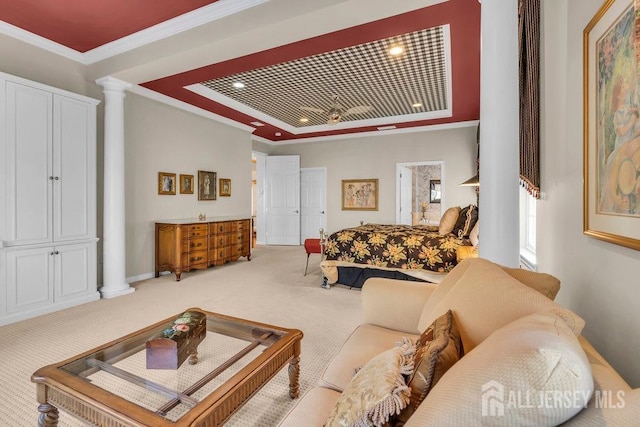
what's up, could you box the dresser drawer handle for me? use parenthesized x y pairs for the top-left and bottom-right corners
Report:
(190, 256), (203, 262)
(191, 242), (203, 248)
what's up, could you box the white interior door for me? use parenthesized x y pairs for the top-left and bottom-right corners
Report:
(398, 166), (413, 224)
(300, 168), (326, 243)
(265, 155), (300, 245)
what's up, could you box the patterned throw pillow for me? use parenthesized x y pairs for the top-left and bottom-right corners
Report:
(325, 339), (416, 427)
(395, 310), (463, 424)
(438, 206), (461, 235)
(452, 205), (478, 238)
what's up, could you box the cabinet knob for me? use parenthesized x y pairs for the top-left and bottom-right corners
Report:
(49, 176), (54, 181)
(54, 176), (59, 180)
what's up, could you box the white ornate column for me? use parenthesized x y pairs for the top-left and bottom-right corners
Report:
(96, 76), (135, 298)
(478, 0), (520, 267)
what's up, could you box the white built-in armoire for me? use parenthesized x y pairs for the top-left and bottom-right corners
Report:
(0, 71), (100, 326)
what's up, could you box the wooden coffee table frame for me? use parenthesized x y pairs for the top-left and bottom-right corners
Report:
(31, 309), (303, 427)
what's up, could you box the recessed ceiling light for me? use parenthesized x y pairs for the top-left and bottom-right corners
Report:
(250, 121), (264, 127)
(275, 132), (282, 137)
(389, 46), (404, 56)
(299, 117), (309, 123)
(412, 102), (423, 108)
(232, 82), (245, 89)
(377, 125), (397, 131)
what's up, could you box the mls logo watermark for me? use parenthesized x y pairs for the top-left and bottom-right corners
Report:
(481, 381), (625, 417)
(482, 380), (505, 416)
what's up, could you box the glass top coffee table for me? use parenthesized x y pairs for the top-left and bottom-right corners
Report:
(31, 308), (303, 426)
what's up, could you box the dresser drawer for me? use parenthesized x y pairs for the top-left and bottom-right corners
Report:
(211, 221), (232, 234)
(184, 223), (208, 238)
(186, 237), (207, 251)
(186, 250), (207, 266)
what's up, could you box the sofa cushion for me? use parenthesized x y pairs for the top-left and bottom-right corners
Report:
(320, 323), (419, 392)
(501, 266), (561, 300)
(438, 206), (461, 235)
(325, 339), (415, 427)
(406, 312), (594, 427)
(396, 310), (463, 424)
(276, 387), (341, 427)
(418, 258), (584, 352)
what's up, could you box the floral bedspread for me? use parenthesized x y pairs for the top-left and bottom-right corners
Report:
(323, 224), (469, 273)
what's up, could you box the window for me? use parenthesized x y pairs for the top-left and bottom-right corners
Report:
(519, 186), (537, 270)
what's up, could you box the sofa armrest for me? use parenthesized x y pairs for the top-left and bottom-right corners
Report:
(361, 278), (437, 334)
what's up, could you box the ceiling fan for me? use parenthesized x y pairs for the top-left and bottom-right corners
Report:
(300, 95), (373, 125)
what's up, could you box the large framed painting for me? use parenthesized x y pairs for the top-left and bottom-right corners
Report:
(341, 179), (378, 211)
(198, 170), (217, 201)
(584, 0), (640, 250)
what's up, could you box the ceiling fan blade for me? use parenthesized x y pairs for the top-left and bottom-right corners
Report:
(344, 105), (373, 116)
(300, 106), (325, 113)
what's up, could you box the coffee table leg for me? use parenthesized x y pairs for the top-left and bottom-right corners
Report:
(37, 403), (59, 427)
(288, 356), (300, 398)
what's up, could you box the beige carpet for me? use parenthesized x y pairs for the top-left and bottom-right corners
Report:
(0, 245), (362, 426)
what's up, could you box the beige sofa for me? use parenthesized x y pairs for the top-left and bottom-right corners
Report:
(279, 258), (639, 426)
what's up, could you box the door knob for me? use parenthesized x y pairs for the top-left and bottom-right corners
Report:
(294, 210), (299, 213)
(320, 211), (325, 214)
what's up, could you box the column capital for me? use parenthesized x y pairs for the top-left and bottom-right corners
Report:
(95, 76), (132, 93)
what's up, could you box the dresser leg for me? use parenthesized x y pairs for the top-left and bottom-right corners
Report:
(175, 271), (182, 281)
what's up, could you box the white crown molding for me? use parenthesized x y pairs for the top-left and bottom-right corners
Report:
(185, 82), (453, 135)
(254, 120), (480, 145)
(127, 83), (256, 133)
(0, 0), (269, 65)
(0, 21), (86, 62)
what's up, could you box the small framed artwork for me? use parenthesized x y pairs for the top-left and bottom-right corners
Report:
(179, 174), (194, 194)
(341, 179), (378, 211)
(583, 0), (640, 250)
(158, 172), (176, 195)
(219, 178), (231, 197)
(198, 170), (217, 201)
(429, 179), (441, 203)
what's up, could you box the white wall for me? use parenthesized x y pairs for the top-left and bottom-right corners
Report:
(265, 126), (478, 233)
(124, 93), (253, 279)
(540, 0), (640, 387)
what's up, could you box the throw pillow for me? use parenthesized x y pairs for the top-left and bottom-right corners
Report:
(438, 206), (461, 235)
(469, 220), (479, 247)
(325, 338), (416, 427)
(452, 204), (478, 238)
(417, 258), (585, 352)
(413, 312), (594, 426)
(395, 310), (463, 425)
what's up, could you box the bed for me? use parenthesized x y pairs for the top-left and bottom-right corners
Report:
(320, 223), (473, 288)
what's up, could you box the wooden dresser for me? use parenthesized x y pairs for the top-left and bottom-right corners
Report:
(155, 217), (251, 281)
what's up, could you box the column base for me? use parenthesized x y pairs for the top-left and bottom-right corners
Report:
(99, 285), (135, 299)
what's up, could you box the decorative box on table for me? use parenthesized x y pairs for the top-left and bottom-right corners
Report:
(146, 310), (207, 369)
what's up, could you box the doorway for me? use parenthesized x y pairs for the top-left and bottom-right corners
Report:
(396, 161), (445, 225)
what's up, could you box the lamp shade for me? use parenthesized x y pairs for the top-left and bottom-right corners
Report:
(460, 174), (480, 186)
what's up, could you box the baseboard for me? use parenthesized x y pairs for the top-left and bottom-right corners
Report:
(126, 271), (170, 284)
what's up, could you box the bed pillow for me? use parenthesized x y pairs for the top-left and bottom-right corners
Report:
(413, 312), (594, 426)
(396, 310), (463, 424)
(325, 338), (415, 427)
(438, 206), (461, 235)
(452, 204), (478, 238)
(469, 220), (479, 246)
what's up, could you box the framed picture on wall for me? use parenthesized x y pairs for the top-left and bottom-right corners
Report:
(429, 179), (441, 203)
(583, 0), (640, 251)
(179, 174), (194, 194)
(219, 178), (231, 197)
(341, 179), (378, 210)
(198, 170), (217, 201)
(158, 172), (176, 195)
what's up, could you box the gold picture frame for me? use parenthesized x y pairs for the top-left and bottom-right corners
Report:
(198, 170), (217, 201)
(583, 0), (640, 250)
(179, 174), (194, 194)
(158, 172), (176, 195)
(219, 178), (231, 197)
(341, 179), (378, 211)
